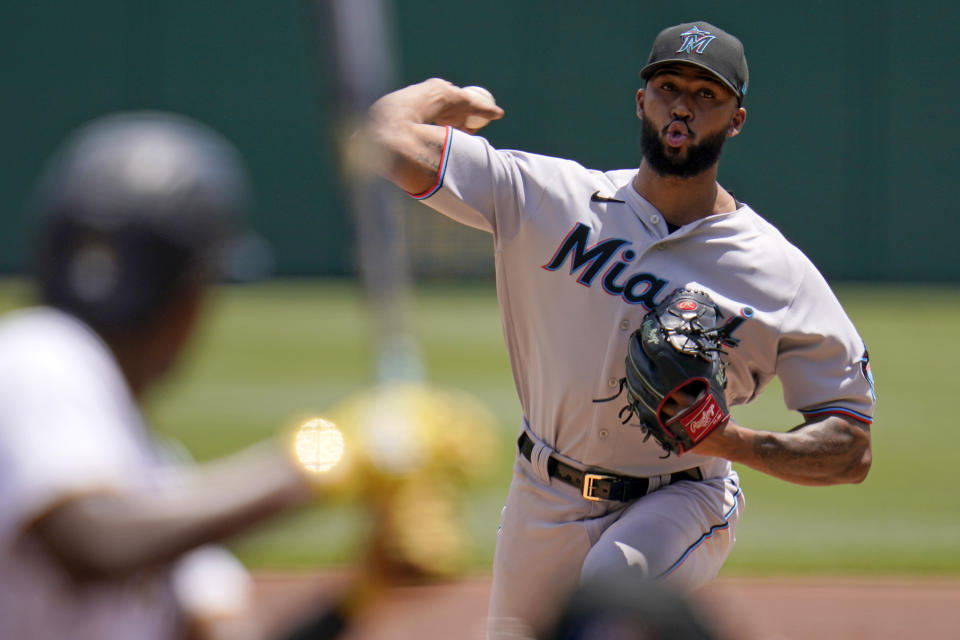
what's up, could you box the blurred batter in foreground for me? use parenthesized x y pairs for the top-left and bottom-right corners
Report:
(0, 112), (321, 640)
(358, 20), (875, 638)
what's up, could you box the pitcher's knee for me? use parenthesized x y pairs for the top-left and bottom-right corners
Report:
(580, 539), (650, 584)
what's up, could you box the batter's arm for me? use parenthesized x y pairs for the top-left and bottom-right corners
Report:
(358, 78), (504, 194)
(694, 414), (872, 486)
(30, 443), (313, 581)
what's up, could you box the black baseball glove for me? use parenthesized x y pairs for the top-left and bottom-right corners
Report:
(603, 288), (733, 456)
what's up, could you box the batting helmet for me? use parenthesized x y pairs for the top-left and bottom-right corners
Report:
(30, 111), (253, 331)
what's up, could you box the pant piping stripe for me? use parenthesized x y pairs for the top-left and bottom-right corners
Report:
(657, 486), (743, 579)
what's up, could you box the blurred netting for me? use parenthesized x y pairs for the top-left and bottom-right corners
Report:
(403, 201), (494, 280)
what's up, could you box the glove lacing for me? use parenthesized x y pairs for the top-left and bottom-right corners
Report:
(593, 379), (671, 458)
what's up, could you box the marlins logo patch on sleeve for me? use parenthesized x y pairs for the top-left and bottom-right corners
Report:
(860, 348), (876, 401)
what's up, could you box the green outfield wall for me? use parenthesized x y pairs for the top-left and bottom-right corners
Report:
(2, 1), (954, 279)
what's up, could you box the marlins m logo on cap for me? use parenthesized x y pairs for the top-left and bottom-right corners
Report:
(676, 26), (716, 54)
(640, 21), (750, 101)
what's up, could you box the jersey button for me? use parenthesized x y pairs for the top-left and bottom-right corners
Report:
(599, 428), (609, 439)
(656, 243), (665, 251)
(607, 377), (619, 387)
(650, 214), (661, 224)
(619, 319), (630, 330)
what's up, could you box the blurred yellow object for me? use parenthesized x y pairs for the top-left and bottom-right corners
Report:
(377, 477), (466, 578)
(327, 382), (498, 484)
(305, 382), (500, 579)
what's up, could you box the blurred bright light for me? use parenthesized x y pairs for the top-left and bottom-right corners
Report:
(294, 417), (345, 473)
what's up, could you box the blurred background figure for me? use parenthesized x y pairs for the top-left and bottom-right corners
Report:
(0, 108), (501, 640)
(278, 382), (499, 640)
(0, 111), (324, 640)
(542, 569), (721, 640)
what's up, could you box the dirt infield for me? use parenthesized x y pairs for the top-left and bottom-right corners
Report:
(253, 571), (960, 639)
(701, 577), (960, 639)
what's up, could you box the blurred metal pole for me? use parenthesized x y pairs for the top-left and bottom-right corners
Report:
(316, 0), (424, 383)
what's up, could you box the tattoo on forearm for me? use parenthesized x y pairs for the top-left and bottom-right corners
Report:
(751, 419), (867, 479)
(415, 139), (446, 173)
(753, 434), (802, 462)
(416, 155), (440, 172)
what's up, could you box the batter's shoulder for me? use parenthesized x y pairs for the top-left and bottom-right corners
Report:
(0, 308), (115, 388)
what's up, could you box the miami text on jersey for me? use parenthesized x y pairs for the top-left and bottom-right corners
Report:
(542, 222), (669, 309)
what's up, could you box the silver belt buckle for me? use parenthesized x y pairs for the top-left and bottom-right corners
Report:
(582, 472), (616, 501)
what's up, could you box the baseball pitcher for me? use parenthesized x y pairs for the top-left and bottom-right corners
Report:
(357, 21), (875, 639)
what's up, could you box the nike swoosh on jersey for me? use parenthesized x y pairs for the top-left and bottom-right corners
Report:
(590, 190), (625, 203)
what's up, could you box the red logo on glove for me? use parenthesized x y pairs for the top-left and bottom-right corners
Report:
(677, 300), (698, 311)
(677, 394), (727, 445)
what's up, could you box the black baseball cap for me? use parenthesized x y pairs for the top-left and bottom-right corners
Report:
(640, 22), (749, 101)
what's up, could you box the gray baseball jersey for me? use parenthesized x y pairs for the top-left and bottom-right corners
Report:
(408, 127), (875, 637)
(416, 127), (874, 476)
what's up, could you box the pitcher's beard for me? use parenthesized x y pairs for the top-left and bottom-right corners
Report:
(640, 118), (728, 178)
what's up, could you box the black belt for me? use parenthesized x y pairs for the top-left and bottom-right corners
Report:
(518, 432), (702, 502)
